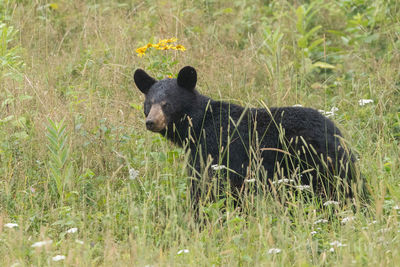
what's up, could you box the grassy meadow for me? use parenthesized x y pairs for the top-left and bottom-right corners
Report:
(1, 0), (400, 265)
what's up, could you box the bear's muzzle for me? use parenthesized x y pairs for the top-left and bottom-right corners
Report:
(145, 104), (167, 132)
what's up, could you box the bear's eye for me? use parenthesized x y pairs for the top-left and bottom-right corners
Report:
(162, 102), (170, 109)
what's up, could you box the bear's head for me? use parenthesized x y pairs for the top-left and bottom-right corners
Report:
(134, 66), (197, 132)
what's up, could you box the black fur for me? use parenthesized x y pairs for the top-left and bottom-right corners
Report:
(134, 69), (156, 94)
(134, 66), (365, 204)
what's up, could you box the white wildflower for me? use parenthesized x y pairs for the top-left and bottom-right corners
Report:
(358, 99), (373, 106)
(66, 227), (78, 234)
(393, 205), (400, 210)
(323, 200), (340, 206)
(52, 255), (66, 261)
(4, 223), (18, 229)
(341, 217), (354, 224)
(245, 178), (256, 183)
(329, 247), (335, 252)
(310, 231), (317, 235)
(268, 248), (282, 254)
(75, 239), (84, 245)
(177, 249), (189, 255)
(129, 168), (139, 180)
(314, 219), (328, 225)
(31, 240), (53, 248)
(319, 107), (338, 117)
(330, 241), (347, 247)
(293, 104), (303, 107)
(211, 164), (226, 171)
(295, 185), (311, 190)
(272, 178), (295, 185)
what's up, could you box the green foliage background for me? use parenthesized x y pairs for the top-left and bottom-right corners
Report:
(0, 0), (399, 265)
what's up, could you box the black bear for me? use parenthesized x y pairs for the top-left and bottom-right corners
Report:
(134, 66), (365, 205)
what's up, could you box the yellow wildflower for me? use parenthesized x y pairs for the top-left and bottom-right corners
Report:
(49, 3), (59, 10)
(135, 37), (185, 57)
(167, 37), (178, 43)
(157, 44), (172, 50)
(135, 46), (147, 57)
(175, 45), (186, 51)
(159, 37), (177, 44)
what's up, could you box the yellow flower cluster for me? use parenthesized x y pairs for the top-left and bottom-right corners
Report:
(136, 38), (186, 57)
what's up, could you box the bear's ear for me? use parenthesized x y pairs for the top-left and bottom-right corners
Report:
(177, 66), (197, 90)
(134, 69), (156, 94)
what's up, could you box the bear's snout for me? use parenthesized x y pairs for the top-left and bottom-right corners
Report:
(145, 120), (155, 130)
(145, 104), (167, 132)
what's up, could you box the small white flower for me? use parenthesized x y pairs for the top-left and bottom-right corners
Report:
(75, 239), (84, 245)
(330, 241), (347, 247)
(245, 179), (256, 183)
(319, 107), (338, 117)
(66, 227), (78, 234)
(295, 185), (311, 190)
(393, 205), (400, 210)
(310, 231), (317, 235)
(272, 178), (295, 185)
(293, 104), (303, 107)
(268, 248), (281, 254)
(314, 219), (328, 225)
(211, 164), (226, 171)
(52, 255), (66, 261)
(341, 217), (354, 224)
(329, 247), (335, 252)
(177, 249), (189, 255)
(358, 99), (373, 106)
(318, 109), (330, 117)
(4, 223), (18, 229)
(31, 240), (53, 248)
(323, 200), (340, 206)
(129, 168), (139, 180)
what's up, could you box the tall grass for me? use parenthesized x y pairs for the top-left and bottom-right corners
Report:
(0, 0), (399, 265)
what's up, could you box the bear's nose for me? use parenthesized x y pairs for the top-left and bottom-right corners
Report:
(145, 119), (155, 130)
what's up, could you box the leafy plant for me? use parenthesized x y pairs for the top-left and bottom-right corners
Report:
(0, 22), (24, 80)
(46, 118), (73, 203)
(135, 37), (185, 79)
(293, 2), (336, 75)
